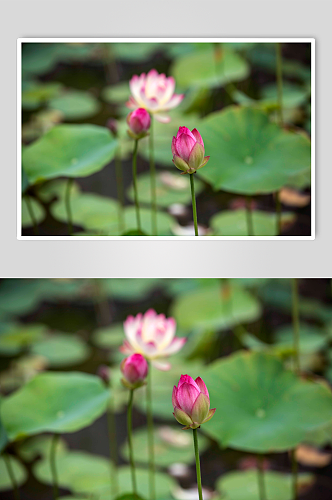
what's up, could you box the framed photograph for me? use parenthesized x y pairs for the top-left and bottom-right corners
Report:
(18, 38), (314, 239)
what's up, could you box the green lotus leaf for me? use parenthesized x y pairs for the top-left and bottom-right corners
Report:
(127, 171), (204, 208)
(23, 125), (118, 184)
(48, 90), (101, 120)
(210, 209), (296, 236)
(112, 43), (163, 62)
(171, 45), (249, 89)
(102, 81), (130, 104)
(273, 324), (328, 355)
(17, 434), (68, 461)
(102, 278), (163, 301)
(0, 323), (47, 355)
(260, 82), (309, 109)
(31, 332), (90, 367)
(22, 196), (46, 228)
(216, 470), (314, 500)
(1, 372), (110, 441)
(202, 351), (332, 452)
(92, 323), (124, 349)
(121, 426), (209, 467)
(0, 456), (27, 491)
(22, 82), (63, 110)
(197, 106), (311, 195)
(171, 282), (262, 332)
(37, 179), (81, 203)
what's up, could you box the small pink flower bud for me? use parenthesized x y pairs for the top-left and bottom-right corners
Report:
(127, 108), (151, 139)
(106, 118), (118, 137)
(97, 365), (111, 385)
(172, 127), (210, 175)
(121, 353), (148, 389)
(172, 374), (216, 429)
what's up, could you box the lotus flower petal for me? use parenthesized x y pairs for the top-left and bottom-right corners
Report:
(174, 406), (193, 427)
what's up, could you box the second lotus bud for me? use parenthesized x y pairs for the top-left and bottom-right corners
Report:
(127, 108), (151, 139)
(172, 127), (210, 175)
(121, 353), (149, 389)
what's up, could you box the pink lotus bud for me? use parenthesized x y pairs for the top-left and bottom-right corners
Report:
(121, 353), (148, 389)
(172, 127), (210, 175)
(172, 374), (216, 429)
(97, 365), (111, 385)
(120, 309), (186, 371)
(127, 69), (184, 123)
(127, 108), (151, 139)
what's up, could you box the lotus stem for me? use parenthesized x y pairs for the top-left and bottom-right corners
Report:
(3, 454), (20, 500)
(245, 196), (254, 236)
(291, 278), (300, 374)
(24, 195), (39, 235)
(193, 428), (203, 500)
(149, 116), (157, 235)
(107, 389), (119, 497)
(65, 178), (73, 236)
(50, 434), (59, 500)
(291, 448), (298, 500)
(257, 454), (266, 500)
(146, 363), (156, 500)
(115, 150), (125, 234)
(189, 173), (198, 236)
(127, 389), (137, 494)
(132, 139), (141, 232)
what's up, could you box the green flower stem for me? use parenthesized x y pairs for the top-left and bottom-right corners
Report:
(65, 178), (73, 236)
(291, 448), (298, 500)
(291, 278), (300, 374)
(132, 139), (141, 232)
(146, 363), (156, 500)
(257, 454), (266, 500)
(149, 117), (157, 235)
(275, 191), (282, 236)
(107, 389), (119, 498)
(127, 389), (137, 495)
(50, 434), (59, 500)
(193, 428), (203, 500)
(24, 195), (39, 235)
(275, 42), (283, 234)
(3, 454), (20, 500)
(245, 196), (254, 236)
(189, 174), (198, 236)
(115, 150), (125, 234)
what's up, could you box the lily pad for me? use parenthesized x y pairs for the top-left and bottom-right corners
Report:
(37, 179), (81, 203)
(171, 45), (249, 89)
(1, 372), (110, 441)
(22, 82), (63, 110)
(31, 333), (90, 367)
(51, 192), (119, 232)
(121, 426), (209, 467)
(34, 450), (175, 498)
(171, 282), (261, 332)
(23, 125), (118, 184)
(93, 323), (124, 349)
(116, 207), (176, 236)
(202, 351), (332, 452)
(102, 81), (130, 104)
(197, 106), (311, 194)
(17, 434), (68, 461)
(273, 324), (327, 355)
(0, 323), (46, 355)
(210, 209), (296, 236)
(48, 90), (101, 120)
(216, 470), (313, 500)
(0, 456), (27, 491)
(102, 278), (163, 300)
(22, 196), (46, 228)
(260, 82), (309, 109)
(127, 172), (204, 208)
(112, 43), (163, 62)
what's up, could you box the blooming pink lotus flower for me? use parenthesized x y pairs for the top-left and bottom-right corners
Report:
(121, 353), (148, 389)
(172, 127), (210, 175)
(127, 70), (184, 123)
(120, 309), (186, 371)
(172, 375), (216, 429)
(127, 108), (151, 139)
